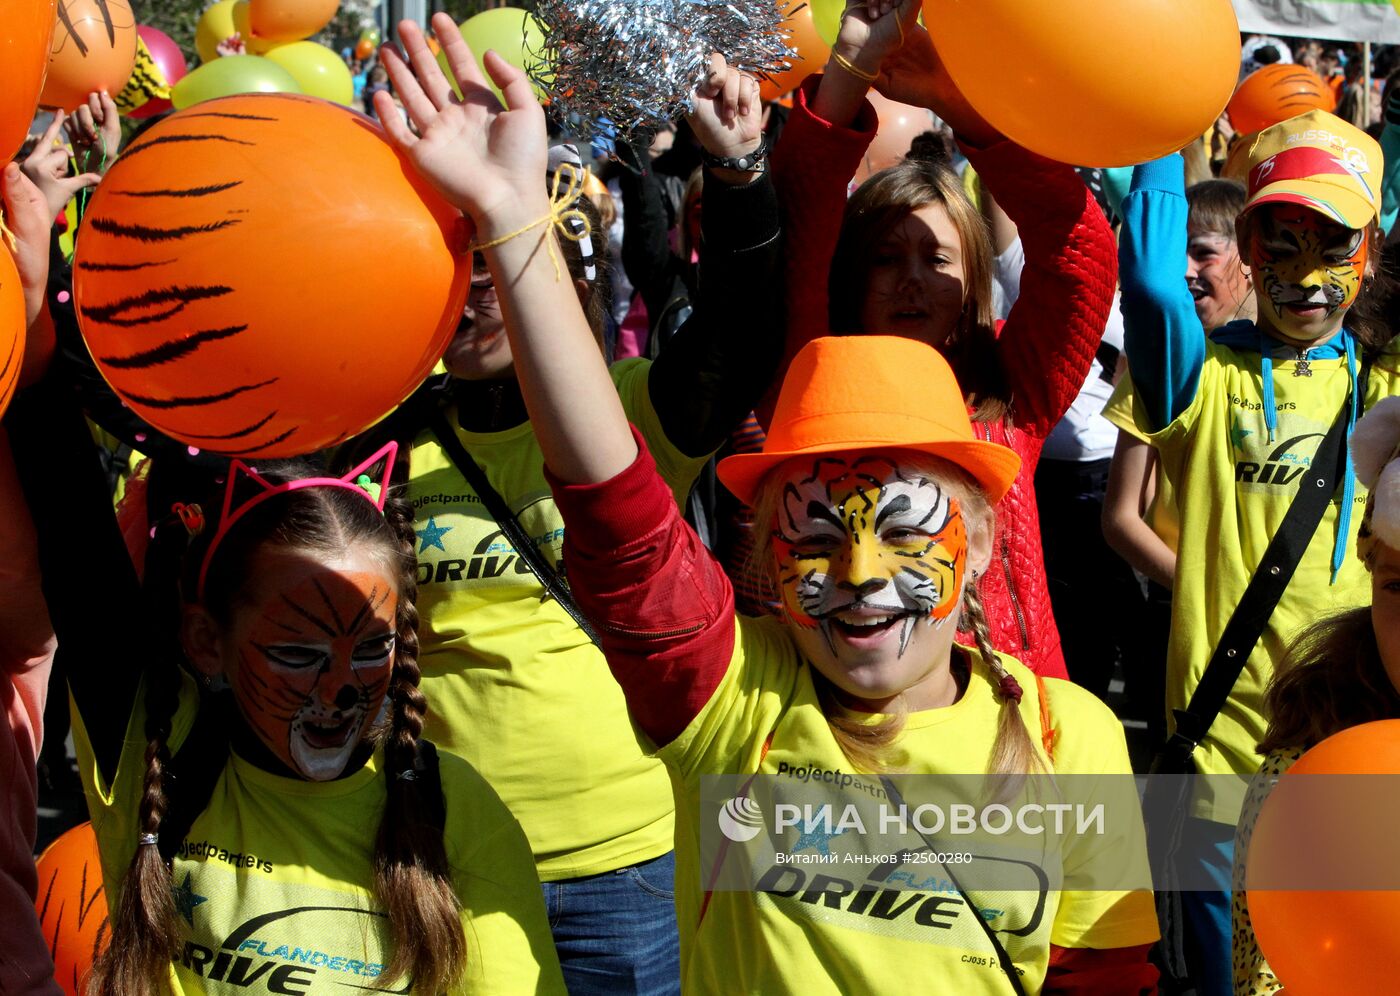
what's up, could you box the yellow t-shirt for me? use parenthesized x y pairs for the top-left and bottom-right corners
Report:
(1103, 376), (1180, 553)
(72, 675), (565, 995)
(409, 358), (707, 880)
(661, 616), (1159, 994)
(1134, 340), (1400, 820)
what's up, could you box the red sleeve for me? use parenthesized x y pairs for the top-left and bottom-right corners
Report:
(763, 75), (878, 425)
(964, 140), (1117, 439)
(1043, 943), (1159, 995)
(546, 427), (736, 747)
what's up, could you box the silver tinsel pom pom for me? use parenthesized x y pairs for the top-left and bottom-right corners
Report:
(529, 0), (798, 145)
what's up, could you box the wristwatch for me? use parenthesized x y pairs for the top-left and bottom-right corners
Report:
(701, 135), (769, 174)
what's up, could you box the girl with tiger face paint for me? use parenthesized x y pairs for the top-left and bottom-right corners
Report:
(215, 555), (398, 781)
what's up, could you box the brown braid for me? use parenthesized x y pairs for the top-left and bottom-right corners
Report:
(961, 583), (1045, 779)
(372, 494), (466, 992)
(90, 655), (184, 996)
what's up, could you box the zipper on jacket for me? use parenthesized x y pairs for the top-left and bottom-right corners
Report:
(980, 423), (1031, 650)
(597, 620), (708, 640)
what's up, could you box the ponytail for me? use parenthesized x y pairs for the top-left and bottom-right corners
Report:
(961, 583), (1046, 779)
(371, 495), (466, 992)
(90, 658), (184, 995)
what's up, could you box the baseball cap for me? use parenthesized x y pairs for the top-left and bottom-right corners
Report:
(1242, 109), (1382, 229)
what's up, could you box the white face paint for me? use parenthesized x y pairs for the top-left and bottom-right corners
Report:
(771, 454), (970, 703)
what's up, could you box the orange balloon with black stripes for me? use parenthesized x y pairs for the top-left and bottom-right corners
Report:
(0, 242), (25, 419)
(35, 822), (110, 996)
(0, 0), (57, 160)
(39, 0), (138, 111)
(72, 93), (472, 458)
(1227, 64), (1336, 136)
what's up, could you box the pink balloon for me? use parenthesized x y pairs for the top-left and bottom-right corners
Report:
(129, 25), (187, 119)
(853, 92), (935, 185)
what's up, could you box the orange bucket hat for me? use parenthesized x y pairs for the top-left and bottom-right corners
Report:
(717, 336), (1022, 505)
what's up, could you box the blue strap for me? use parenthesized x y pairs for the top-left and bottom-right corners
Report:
(1333, 335), (1360, 583)
(1259, 329), (1277, 444)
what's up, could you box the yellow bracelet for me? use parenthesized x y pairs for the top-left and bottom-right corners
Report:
(831, 50), (877, 84)
(467, 161), (592, 282)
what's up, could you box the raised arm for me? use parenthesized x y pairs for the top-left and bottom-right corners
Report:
(380, 19), (741, 745)
(971, 139), (1117, 436)
(649, 61), (784, 457)
(377, 17), (635, 487)
(616, 146), (687, 326)
(1118, 155), (1204, 432)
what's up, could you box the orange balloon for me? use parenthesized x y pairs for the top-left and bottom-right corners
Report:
(1227, 64), (1335, 136)
(0, 242), (26, 419)
(247, 0), (339, 44)
(40, 0), (137, 111)
(1247, 721), (1400, 996)
(0, 0), (57, 160)
(924, 0), (1240, 167)
(73, 93), (472, 458)
(35, 822), (109, 996)
(353, 36), (374, 61)
(760, 2), (830, 102)
(854, 92), (934, 184)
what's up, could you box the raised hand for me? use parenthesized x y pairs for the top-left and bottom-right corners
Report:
(65, 91), (122, 174)
(833, 0), (917, 79)
(688, 53), (762, 164)
(19, 113), (101, 223)
(216, 32), (246, 57)
(374, 14), (549, 240)
(873, 19), (1000, 146)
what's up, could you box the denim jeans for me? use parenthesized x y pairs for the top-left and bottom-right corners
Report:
(540, 851), (681, 995)
(1181, 819), (1235, 996)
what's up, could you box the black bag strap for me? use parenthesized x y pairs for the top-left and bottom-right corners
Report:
(879, 776), (1028, 996)
(1167, 364), (1367, 753)
(428, 410), (601, 647)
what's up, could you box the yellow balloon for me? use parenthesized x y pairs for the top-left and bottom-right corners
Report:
(811, 0), (843, 47)
(440, 7), (551, 103)
(171, 54), (301, 107)
(195, 0), (239, 63)
(264, 41), (352, 104)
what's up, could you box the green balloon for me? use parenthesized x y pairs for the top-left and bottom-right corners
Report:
(171, 55), (302, 109)
(439, 7), (551, 103)
(360, 26), (382, 46)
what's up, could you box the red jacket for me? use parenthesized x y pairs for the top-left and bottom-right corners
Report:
(547, 434), (1156, 994)
(768, 79), (1119, 679)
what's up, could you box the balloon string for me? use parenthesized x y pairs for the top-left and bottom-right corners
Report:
(465, 162), (591, 281)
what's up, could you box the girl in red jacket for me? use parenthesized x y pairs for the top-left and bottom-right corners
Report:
(379, 30), (1159, 994)
(768, 0), (1119, 678)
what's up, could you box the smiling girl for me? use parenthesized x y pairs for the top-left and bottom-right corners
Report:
(374, 27), (1160, 995)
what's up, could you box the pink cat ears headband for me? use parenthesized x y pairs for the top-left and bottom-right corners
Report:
(195, 441), (398, 601)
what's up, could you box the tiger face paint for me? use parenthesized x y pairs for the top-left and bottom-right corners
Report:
(226, 553), (398, 781)
(1247, 205), (1368, 345)
(772, 456), (968, 660)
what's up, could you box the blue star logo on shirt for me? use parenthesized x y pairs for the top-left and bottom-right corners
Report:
(416, 516), (453, 553)
(1230, 415), (1254, 450)
(791, 823), (849, 856)
(171, 871), (207, 927)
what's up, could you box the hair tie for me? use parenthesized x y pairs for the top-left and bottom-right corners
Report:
(997, 673), (1024, 704)
(138, 832), (159, 846)
(396, 769), (418, 782)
